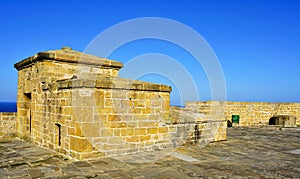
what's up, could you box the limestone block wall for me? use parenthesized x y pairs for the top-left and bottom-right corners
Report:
(169, 106), (227, 146)
(185, 101), (300, 126)
(13, 47), (227, 160)
(224, 102), (300, 126)
(28, 78), (171, 159)
(26, 77), (227, 160)
(14, 47), (123, 138)
(0, 112), (17, 136)
(184, 101), (227, 142)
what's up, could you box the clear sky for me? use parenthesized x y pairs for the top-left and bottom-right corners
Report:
(0, 0), (299, 105)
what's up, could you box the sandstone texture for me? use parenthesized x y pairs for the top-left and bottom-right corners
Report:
(0, 127), (299, 178)
(186, 101), (300, 127)
(11, 47), (225, 159)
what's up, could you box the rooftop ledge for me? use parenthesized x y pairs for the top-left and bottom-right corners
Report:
(14, 47), (124, 70)
(43, 77), (172, 92)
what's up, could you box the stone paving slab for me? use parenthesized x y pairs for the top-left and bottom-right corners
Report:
(0, 127), (299, 178)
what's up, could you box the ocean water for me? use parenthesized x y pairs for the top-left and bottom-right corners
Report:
(0, 102), (17, 112)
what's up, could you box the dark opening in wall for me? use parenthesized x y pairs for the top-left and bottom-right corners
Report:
(194, 125), (200, 144)
(269, 115), (296, 127)
(269, 116), (276, 125)
(24, 93), (32, 133)
(55, 123), (61, 146)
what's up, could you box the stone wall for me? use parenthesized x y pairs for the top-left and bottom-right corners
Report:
(185, 101), (300, 127)
(14, 47), (176, 159)
(14, 48), (123, 138)
(30, 78), (171, 159)
(169, 106), (227, 146)
(0, 112), (17, 136)
(14, 47), (227, 160)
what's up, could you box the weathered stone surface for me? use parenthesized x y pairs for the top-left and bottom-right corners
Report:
(0, 112), (16, 137)
(70, 136), (93, 152)
(186, 101), (300, 126)
(14, 47), (123, 71)
(56, 77), (172, 92)
(12, 47), (176, 159)
(1, 127), (300, 178)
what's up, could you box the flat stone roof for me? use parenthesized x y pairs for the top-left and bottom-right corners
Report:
(1, 127), (299, 178)
(14, 46), (123, 70)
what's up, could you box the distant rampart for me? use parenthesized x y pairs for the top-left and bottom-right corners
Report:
(185, 101), (300, 126)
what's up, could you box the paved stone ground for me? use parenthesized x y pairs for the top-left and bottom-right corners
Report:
(0, 127), (299, 178)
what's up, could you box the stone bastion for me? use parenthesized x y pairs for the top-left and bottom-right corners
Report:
(10, 47), (226, 160)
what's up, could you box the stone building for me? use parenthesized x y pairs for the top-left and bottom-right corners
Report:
(14, 47), (227, 159)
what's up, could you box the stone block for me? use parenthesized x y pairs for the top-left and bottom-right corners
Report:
(112, 90), (127, 99)
(151, 100), (161, 107)
(103, 144), (117, 150)
(93, 137), (108, 144)
(75, 123), (84, 137)
(108, 137), (124, 144)
(97, 107), (114, 114)
(100, 129), (113, 137)
(126, 136), (140, 143)
(140, 135), (151, 142)
(138, 122), (156, 128)
(133, 101), (145, 107)
(73, 107), (94, 122)
(95, 91), (104, 107)
(113, 128), (121, 136)
(142, 108), (151, 114)
(107, 115), (121, 121)
(135, 115), (148, 120)
(80, 122), (101, 137)
(132, 108), (141, 114)
(135, 128), (147, 136)
(70, 136), (93, 152)
(68, 127), (75, 136)
(109, 122), (127, 128)
(61, 107), (74, 115)
(128, 92), (138, 99)
(147, 115), (159, 120)
(126, 128), (135, 136)
(147, 127), (158, 134)
(158, 127), (167, 133)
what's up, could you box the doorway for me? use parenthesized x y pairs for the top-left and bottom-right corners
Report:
(24, 93), (32, 134)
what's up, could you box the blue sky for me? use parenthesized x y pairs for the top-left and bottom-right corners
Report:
(0, 0), (299, 105)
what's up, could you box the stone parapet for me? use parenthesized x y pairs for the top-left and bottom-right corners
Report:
(169, 106), (227, 146)
(48, 77), (172, 92)
(0, 112), (17, 136)
(186, 101), (300, 127)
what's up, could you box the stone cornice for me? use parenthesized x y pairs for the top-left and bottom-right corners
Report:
(42, 77), (172, 92)
(14, 47), (123, 70)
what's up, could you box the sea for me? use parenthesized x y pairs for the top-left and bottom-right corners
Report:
(0, 102), (17, 112)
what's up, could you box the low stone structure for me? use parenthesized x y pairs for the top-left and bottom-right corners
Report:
(269, 115), (297, 127)
(0, 112), (16, 136)
(12, 47), (226, 159)
(169, 106), (227, 145)
(186, 101), (300, 127)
